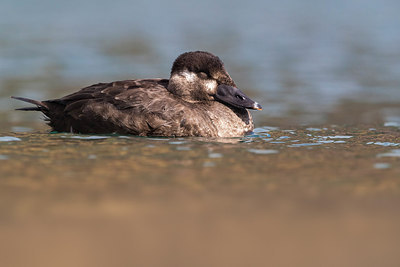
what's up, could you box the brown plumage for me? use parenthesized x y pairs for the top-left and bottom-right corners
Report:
(12, 51), (262, 137)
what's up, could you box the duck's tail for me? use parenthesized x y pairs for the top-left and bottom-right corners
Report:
(11, 96), (49, 111)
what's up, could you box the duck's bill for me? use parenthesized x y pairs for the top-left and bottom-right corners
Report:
(215, 85), (262, 110)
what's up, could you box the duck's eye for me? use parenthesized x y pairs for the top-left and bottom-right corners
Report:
(236, 94), (245, 101)
(198, 72), (209, 79)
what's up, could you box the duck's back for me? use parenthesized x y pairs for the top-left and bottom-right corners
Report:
(43, 79), (181, 135)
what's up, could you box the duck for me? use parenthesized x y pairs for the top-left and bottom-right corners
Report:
(12, 51), (262, 137)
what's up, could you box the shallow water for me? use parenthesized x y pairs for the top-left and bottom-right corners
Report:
(2, 0), (400, 266)
(1, 125), (400, 266)
(1, 125), (400, 194)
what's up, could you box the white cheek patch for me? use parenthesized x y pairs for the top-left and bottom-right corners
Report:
(177, 71), (217, 94)
(204, 79), (217, 93)
(181, 71), (197, 82)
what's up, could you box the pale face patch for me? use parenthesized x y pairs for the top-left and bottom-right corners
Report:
(204, 79), (218, 94)
(180, 70), (197, 83)
(172, 70), (218, 97)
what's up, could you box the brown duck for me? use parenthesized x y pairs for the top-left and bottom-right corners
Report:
(12, 51), (262, 137)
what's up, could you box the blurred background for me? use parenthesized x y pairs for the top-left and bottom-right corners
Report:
(1, 1), (400, 267)
(1, 0), (400, 128)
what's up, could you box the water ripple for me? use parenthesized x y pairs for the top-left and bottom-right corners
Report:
(367, 142), (400, 147)
(377, 149), (400, 157)
(288, 143), (322, 148)
(373, 163), (391, 169)
(0, 136), (21, 142)
(248, 149), (279, 154)
(62, 135), (109, 140)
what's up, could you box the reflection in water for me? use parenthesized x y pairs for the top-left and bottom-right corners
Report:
(373, 163), (391, 169)
(306, 127), (322, 131)
(248, 148), (279, 154)
(168, 141), (186, 145)
(176, 146), (191, 151)
(385, 121), (400, 128)
(288, 142), (322, 147)
(1, 126), (398, 180)
(63, 135), (109, 140)
(203, 161), (216, 167)
(11, 126), (33, 132)
(208, 152), (222, 158)
(322, 135), (353, 139)
(378, 149), (400, 158)
(368, 141), (400, 147)
(0, 136), (21, 142)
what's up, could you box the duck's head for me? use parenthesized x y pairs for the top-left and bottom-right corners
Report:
(168, 51), (262, 110)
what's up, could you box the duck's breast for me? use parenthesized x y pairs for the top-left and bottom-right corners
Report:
(203, 102), (254, 137)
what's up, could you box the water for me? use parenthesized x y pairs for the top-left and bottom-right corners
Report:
(1, 0), (400, 266)
(1, 126), (398, 193)
(2, 0), (400, 126)
(1, 126), (400, 266)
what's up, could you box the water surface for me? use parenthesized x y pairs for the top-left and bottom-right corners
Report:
(1, 125), (400, 266)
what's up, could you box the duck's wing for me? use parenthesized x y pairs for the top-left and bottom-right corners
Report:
(48, 79), (169, 106)
(44, 78), (203, 135)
